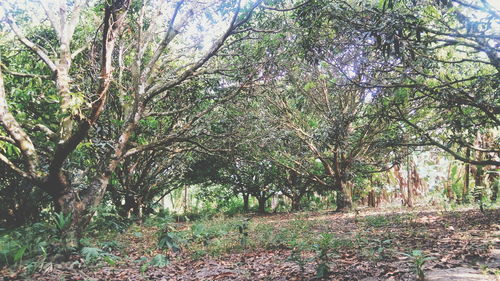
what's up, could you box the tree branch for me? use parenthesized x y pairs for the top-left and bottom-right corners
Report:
(5, 15), (57, 73)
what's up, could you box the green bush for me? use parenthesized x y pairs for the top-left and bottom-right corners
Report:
(0, 222), (53, 267)
(156, 213), (183, 252)
(88, 206), (132, 234)
(81, 247), (119, 266)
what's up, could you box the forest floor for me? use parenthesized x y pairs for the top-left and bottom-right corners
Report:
(5, 206), (500, 281)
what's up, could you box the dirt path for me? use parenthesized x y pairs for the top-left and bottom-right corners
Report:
(427, 228), (500, 281)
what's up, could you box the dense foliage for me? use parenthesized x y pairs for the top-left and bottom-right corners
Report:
(0, 1), (498, 278)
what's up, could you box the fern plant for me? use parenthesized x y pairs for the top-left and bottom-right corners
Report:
(80, 247), (118, 265)
(52, 212), (72, 234)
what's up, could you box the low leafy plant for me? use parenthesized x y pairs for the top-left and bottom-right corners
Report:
(140, 254), (169, 273)
(81, 247), (119, 266)
(158, 231), (182, 252)
(236, 218), (250, 248)
(363, 215), (391, 228)
(0, 222), (52, 267)
(87, 206), (132, 234)
(287, 238), (308, 274)
(313, 233), (336, 279)
(52, 212), (72, 234)
(156, 213), (183, 253)
(402, 250), (435, 281)
(100, 240), (121, 252)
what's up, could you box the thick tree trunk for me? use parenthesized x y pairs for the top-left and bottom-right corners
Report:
(406, 153), (413, 208)
(54, 190), (87, 250)
(120, 195), (135, 218)
(51, 173), (112, 249)
(242, 193), (249, 212)
(492, 180), (499, 202)
(336, 190), (352, 211)
(257, 197), (267, 214)
(368, 190), (376, 208)
(131, 197), (144, 222)
(335, 177), (352, 212)
(474, 166), (484, 188)
(445, 162), (453, 200)
(290, 194), (303, 211)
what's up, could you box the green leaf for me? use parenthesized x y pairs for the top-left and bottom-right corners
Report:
(13, 246), (27, 263)
(149, 254), (169, 268)
(303, 82), (316, 91)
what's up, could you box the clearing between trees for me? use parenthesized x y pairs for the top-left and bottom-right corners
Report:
(4, 206), (497, 281)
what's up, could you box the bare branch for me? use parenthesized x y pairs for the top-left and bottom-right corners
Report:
(142, 0), (186, 81)
(0, 152), (32, 180)
(33, 124), (58, 141)
(145, 0), (262, 102)
(71, 45), (88, 59)
(0, 135), (15, 144)
(0, 62), (40, 179)
(39, 0), (62, 37)
(5, 15), (57, 73)
(0, 62), (50, 78)
(66, 0), (88, 43)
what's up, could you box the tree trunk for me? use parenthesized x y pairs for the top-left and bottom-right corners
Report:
(257, 196), (267, 214)
(368, 190), (376, 207)
(54, 190), (87, 250)
(335, 178), (352, 212)
(492, 180), (499, 202)
(336, 190), (352, 211)
(291, 194), (303, 211)
(445, 162), (453, 200)
(406, 153), (413, 208)
(242, 193), (249, 212)
(474, 166), (483, 188)
(183, 185), (188, 215)
(463, 148), (470, 203)
(116, 195), (134, 218)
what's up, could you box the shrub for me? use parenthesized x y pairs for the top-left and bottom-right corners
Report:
(0, 222), (53, 267)
(81, 247), (119, 266)
(87, 207), (132, 234)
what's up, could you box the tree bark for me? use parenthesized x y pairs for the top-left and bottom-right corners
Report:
(368, 190), (376, 207)
(335, 177), (352, 212)
(257, 196), (267, 214)
(290, 194), (303, 211)
(406, 152), (413, 208)
(463, 148), (470, 203)
(242, 193), (249, 212)
(336, 190), (352, 211)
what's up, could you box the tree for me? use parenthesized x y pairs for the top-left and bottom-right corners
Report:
(275, 167), (318, 211)
(0, 0), (263, 246)
(319, 0), (499, 166)
(108, 149), (187, 219)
